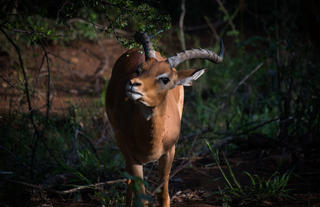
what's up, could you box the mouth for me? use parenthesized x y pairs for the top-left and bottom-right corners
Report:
(126, 89), (143, 101)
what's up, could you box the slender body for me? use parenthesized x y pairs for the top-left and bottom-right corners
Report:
(105, 32), (223, 206)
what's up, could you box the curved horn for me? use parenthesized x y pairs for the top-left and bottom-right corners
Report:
(134, 32), (156, 60)
(167, 39), (224, 68)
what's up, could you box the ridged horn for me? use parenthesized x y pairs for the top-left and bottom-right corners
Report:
(134, 32), (156, 60)
(167, 39), (224, 68)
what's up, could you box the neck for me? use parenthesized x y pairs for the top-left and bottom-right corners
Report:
(139, 104), (153, 121)
(138, 98), (168, 122)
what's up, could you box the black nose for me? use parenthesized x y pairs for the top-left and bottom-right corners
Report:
(129, 80), (142, 87)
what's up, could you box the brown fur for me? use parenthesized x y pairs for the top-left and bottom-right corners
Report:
(106, 49), (201, 207)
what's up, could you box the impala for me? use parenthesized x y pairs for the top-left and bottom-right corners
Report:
(105, 32), (224, 206)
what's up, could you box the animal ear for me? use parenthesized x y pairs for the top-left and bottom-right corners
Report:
(175, 69), (206, 86)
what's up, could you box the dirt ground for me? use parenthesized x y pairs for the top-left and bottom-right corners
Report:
(0, 38), (125, 114)
(1, 38), (320, 207)
(4, 151), (320, 207)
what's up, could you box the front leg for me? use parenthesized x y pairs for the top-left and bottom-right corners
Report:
(125, 162), (148, 207)
(157, 146), (175, 207)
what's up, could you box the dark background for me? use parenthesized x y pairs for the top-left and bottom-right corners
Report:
(0, 0), (320, 206)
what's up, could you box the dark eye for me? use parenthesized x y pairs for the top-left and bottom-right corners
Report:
(160, 77), (170, 85)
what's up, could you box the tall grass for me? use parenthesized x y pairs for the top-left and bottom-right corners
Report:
(206, 140), (292, 206)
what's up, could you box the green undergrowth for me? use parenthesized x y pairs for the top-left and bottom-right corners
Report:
(206, 141), (292, 206)
(178, 32), (320, 157)
(0, 99), (126, 206)
(178, 45), (279, 156)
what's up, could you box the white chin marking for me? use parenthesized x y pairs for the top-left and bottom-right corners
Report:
(128, 93), (142, 101)
(140, 100), (151, 107)
(126, 91), (151, 107)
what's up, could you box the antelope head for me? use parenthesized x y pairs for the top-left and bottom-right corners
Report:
(126, 32), (224, 108)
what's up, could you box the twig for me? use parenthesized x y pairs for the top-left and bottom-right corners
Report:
(215, 0), (236, 31)
(184, 108), (282, 153)
(67, 129), (80, 166)
(184, 127), (211, 140)
(2, 19), (61, 171)
(0, 74), (16, 88)
(237, 117), (288, 136)
(2, 27), (63, 38)
(184, 116), (284, 146)
(53, 179), (127, 194)
(67, 17), (109, 31)
(210, 136), (238, 150)
(210, 117), (293, 149)
(0, 27), (34, 118)
(103, 13), (122, 43)
(179, 0), (187, 52)
(184, 21), (224, 32)
(7, 178), (127, 194)
(204, 16), (220, 41)
(56, 1), (70, 23)
(67, 17), (133, 37)
(232, 62), (264, 94)
(0, 28), (41, 177)
(34, 53), (45, 86)
(47, 51), (75, 65)
(178, 0), (189, 68)
(202, 117), (287, 156)
(39, 42), (51, 122)
(114, 28), (133, 37)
